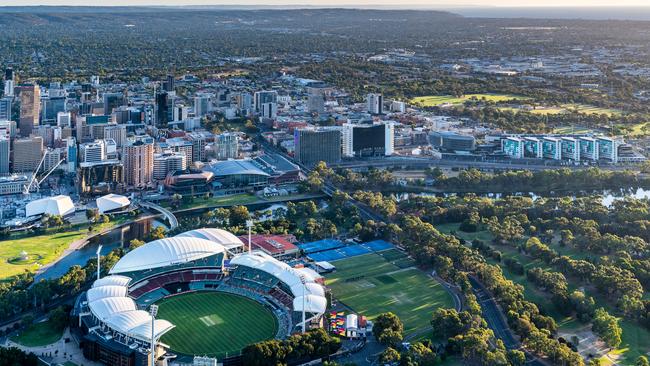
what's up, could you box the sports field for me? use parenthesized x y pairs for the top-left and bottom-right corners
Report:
(411, 93), (527, 107)
(157, 292), (278, 357)
(325, 249), (454, 334)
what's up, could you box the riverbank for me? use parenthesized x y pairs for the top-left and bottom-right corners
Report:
(169, 192), (326, 216)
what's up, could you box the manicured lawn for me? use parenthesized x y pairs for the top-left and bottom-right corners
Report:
(157, 292), (278, 357)
(11, 319), (64, 347)
(410, 93), (527, 107)
(168, 192), (322, 211)
(325, 251), (454, 335)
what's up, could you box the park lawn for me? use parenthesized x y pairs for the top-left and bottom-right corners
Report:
(168, 192), (322, 211)
(410, 93), (528, 107)
(11, 319), (64, 347)
(158, 292), (278, 358)
(0, 230), (87, 279)
(325, 251), (454, 335)
(553, 125), (599, 135)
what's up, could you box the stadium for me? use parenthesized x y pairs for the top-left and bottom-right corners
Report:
(72, 228), (327, 366)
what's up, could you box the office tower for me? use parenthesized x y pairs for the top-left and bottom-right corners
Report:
(123, 136), (154, 187)
(0, 137), (9, 174)
(66, 137), (77, 173)
(104, 124), (127, 148)
(163, 75), (175, 92)
(90, 76), (100, 86)
(307, 93), (325, 114)
(261, 102), (277, 119)
(188, 131), (212, 162)
(391, 101), (406, 113)
(103, 92), (124, 115)
(0, 97), (11, 120)
(194, 95), (211, 117)
(341, 122), (394, 158)
(80, 140), (107, 163)
(43, 148), (63, 172)
(12, 136), (43, 172)
(57, 112), (71, 128)
(3, 68), (14, 97)
(153, 151), (187, 180)
(294, 129), (341, 165)
(254, 91), (278, 112)
(0, 120), (16, 138)
(18, 84), (40, 137)
(173, 105), (190, 122)
(366, 93), (383, 115)
(158, 138), (193, 165)
(42, 96), (66, 124)
(155, 91), (169, 127)
(211, 133), (239, 160)
(236, 92), (253, 110)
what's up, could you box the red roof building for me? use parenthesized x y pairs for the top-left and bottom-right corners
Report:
(238, 234), (300, 259)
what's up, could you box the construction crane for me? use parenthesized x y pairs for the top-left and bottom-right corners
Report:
(23, 151), (65, 194)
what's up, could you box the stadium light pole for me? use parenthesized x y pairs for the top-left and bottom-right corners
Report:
(300, 274), (306, 334)
(246, 219), (253, 253)
(96, 245), (102, 280)
(150, 304), (158, 366)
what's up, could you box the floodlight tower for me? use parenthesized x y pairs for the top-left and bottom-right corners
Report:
(150, 304), (159, 366)
(300, 274), (307, 334)
(96, 245), (102, 280)
(246, 219), (254, 253)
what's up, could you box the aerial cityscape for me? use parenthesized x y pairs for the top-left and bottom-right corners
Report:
(1, 3), (650, 366)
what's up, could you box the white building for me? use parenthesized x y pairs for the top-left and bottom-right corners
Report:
(366, 93), (383, 114)
(96, 194), (131, 214)
(25, 195), (75, 217)
(80, 140), (107, 164)
(153, 151), (187, 180)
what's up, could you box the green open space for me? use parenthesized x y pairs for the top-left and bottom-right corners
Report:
(10, 319), (64, 347)
(167, 192), (322, 211)
(410, 93), (528, 107)
(157, 291), (278, 357)
(325, 251), (454, 335)
(436, 222), (650, 365)
(0, 217), (130, 280)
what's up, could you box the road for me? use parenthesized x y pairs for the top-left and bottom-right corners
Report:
(137, 200), (179, 229)
(469, 276), (546, 366)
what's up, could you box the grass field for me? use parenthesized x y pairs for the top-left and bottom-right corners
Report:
(500, 104), (622, 117)
(157, 292), (278, 357)
(325, 250), (453, 335)
(410, 93), (527, 107)
(10, 319), (64, 347)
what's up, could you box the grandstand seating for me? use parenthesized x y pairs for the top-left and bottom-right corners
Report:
(129, 269), (224, 299)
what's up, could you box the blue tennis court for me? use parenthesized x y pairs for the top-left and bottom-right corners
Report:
(306, 240), (395, 262)
(298, 239), (344, 254)
(362, 240), (393, 252)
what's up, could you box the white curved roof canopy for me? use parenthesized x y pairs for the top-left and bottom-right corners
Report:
(176, 228), (245, 251)
(86, 285), (128, 302)
(25, 195), (75, 217)
(293, 295), (328, 314)
(87, 275), (175, 343)
(89, 297), (137, 321)
(110, 237), (225, 274)
(92, 275), (131, 288)
(231, 252), (327, 314)
(96, 194), (131, 214)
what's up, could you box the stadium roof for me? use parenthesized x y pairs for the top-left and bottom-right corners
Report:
(205, 160), (270, 177)
(87, 275), (175, 343)
(25, 195), (75, 217)
(176, 228), (244, 251)
(96, 194), (131, 214)
(110, 237), (225, 274)
(230, 252), (327, 314)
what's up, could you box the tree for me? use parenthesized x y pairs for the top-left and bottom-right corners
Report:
(49, 306), (69, 331)
(0, 347), (39, 366)
(148, 226), (167, 241)
(636, 356), (650, 366)
(592, 308), (622, 349)
(229, 205), (250, 227)
(507, 349), (526, 366)
(379, 347), (401, 365)
(85, 208), (99, 222)
(373, 312), (404, 346)
(129, 239), (145, 250)
(431, 308), (471, 339)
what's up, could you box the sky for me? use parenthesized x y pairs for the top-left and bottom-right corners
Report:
(1, 0), (650, 7)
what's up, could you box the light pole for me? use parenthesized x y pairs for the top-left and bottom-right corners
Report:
(96, 245), (103, 280)
(299, 274), (307, 334)
(149, 304), (158, 366)
(246, 219), (253, 253)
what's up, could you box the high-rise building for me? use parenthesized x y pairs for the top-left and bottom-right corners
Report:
(294, 128), (341, 165)
(307, 93), (325, 114)
(341, 122), (394, 157)
(236, 92), (253, 110)
(261, 102), (278, 119)
(254, 91), (278, 112)
(0, 137), (9, 174)
(153, 151), (187, 180)
(103, 93), (124, 115)
(366, 93), (383, 115)
(210, 133), (239, 160)
(42, 96), (66, 124)
(123, 136), (154, 187)
(12, 136), (43, 172)
(0, 97), (11, 121)
(155, 91), (169, 127)
(163, 75), (175, 92)
(66, 137), (77, 173)
(3, 68), (14, 97)
(0, 120), (16, 138)
(158, 138), (193, 165)
(188, 131), (213, 162)
(80, 140), (107, 164)
(18, 84), (40, 137)
(194, 95), (211, 117)
(57, 112), (71, 128)
(43, 148), (64, 172)
(104, 124), (128, 148)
